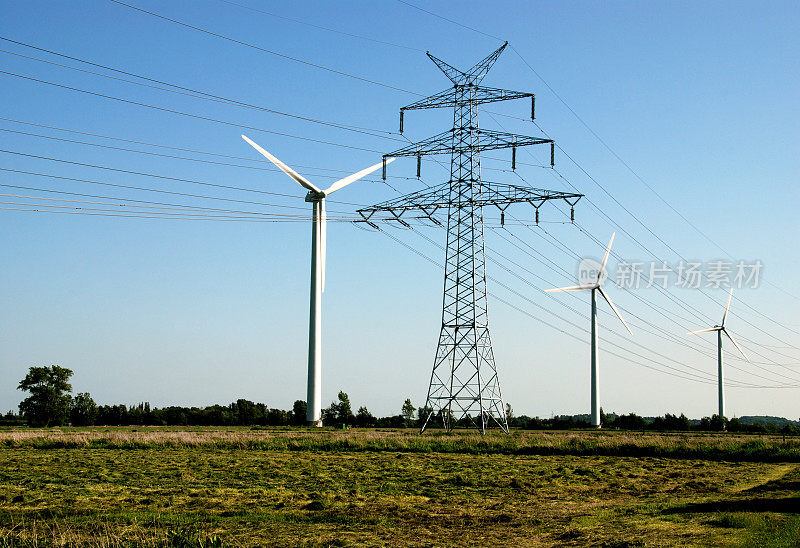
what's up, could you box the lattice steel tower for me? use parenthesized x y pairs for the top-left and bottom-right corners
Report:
(357, 43), (582, 433)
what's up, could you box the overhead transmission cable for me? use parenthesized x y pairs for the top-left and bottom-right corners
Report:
(0, 148), (363, 211)
(392, 0), (799, 303)
(391, 0), (800, 352)
(0, 192), (349, 220)
(409, 219), (800, 387)
(0, 70), (385, 154)
(371, 149), (800, 387)
(412, 225), (779, 387)
(0, 127), (411, 191)
(9, 3), (796, 368)
(380, 225), (792, 389)
(0, 167), (358, 215)
(392, 141), (799, 386)
(484, 111), (800, 355)
(0, 118), (419, 183)
(0, 39), (402, 140)
(107, 0), (420, 96)
(217, 0), (425, 52)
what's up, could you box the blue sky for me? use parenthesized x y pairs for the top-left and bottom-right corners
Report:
(1, 0), (798, 420)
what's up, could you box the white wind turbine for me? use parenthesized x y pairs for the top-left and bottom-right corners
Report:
(686, 287), (750, 419)
(242, 134), (393, 426)
(545, 233), (632, 428)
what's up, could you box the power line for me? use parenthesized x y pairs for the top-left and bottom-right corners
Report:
(0, 117), (422, 183)
(392, 0), (798, 307)
(411, 224), (800, 387)
(392, 2), (800, 360)
(0, 70), (384, 154)
(403, 125), (800, 386)
(394, 0), (505, 42)
(107, 0), (419, 96)
(0, 39), (400, 140)
(6, 4), (792, 390)
(218, 0), (425, 53)
(485, 111), (800, 356)
(0, 192), (337, 219)
(0, 167), (350, 213)
(380, 225), (795, 389)
(107, 0), (800, 333)
(0, 206), (317, 222)
(0, 125), (422, 191)
(368, 116), (799, 388)
(0, 148), (362, 210)
(508, 44), (800, 306)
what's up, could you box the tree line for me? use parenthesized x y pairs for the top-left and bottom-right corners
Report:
(8, 365), (799, 434)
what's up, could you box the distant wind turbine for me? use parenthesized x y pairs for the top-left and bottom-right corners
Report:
(242, 134), (393, 426)
(686, 287), (750, 419)
(545, 233), (632, 428)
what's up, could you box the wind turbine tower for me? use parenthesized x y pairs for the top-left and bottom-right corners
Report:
(546, 233), (632, 428)
(687, 287), (750, 419)
(243, 135), (391, 426)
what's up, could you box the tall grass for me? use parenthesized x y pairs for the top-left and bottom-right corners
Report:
(1, 428), (797, 461)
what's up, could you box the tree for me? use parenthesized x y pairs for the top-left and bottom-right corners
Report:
(401, 398), (416, 427)
(292, 400), (307, 425)
(231, 399), (265, 425)
(323, 391), (354, 427)
(70, 392), (97, 426)
(709, 414), (728, 431)
(614, 412), (647, 430)
(505, 403), (514, 420)
(355, 406), (376, 427)
(18, 365), (73, 427)
(335, 391), (354, 426)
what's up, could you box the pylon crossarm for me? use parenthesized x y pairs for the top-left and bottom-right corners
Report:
(385, 129), (552, 157)
(402, 86), (533, 112)
(426, 51), (468, 85)
(464, 41), (508, 84)
(479, 182), (583, 207)
(356, 182), (583, 218)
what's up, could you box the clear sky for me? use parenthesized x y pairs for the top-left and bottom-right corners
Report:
(1, 0), (798, 420)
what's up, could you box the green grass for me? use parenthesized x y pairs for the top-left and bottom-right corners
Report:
(0, 428), (797, 546)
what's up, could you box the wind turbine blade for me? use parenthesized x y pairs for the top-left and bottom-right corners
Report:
(723, 328), (750, 362)
(320, 199), (326, 293)
(242, 135), (321, 193)
(544, 284), (596, 292)
(598, 286), (632, 335)
(598, 232), (616, 283)
(721, 287), (733, 327)
(323, 157), (395, 195)
(686, 327), (720, 335)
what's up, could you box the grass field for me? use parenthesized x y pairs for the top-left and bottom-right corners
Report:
(0, 428), (798, 546)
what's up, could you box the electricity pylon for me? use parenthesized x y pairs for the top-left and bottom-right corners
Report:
(357, 43), (583, 434)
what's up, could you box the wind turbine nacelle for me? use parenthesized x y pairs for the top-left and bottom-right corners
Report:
(578, 258), (606, 286)
(305, 191), (323, 202)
